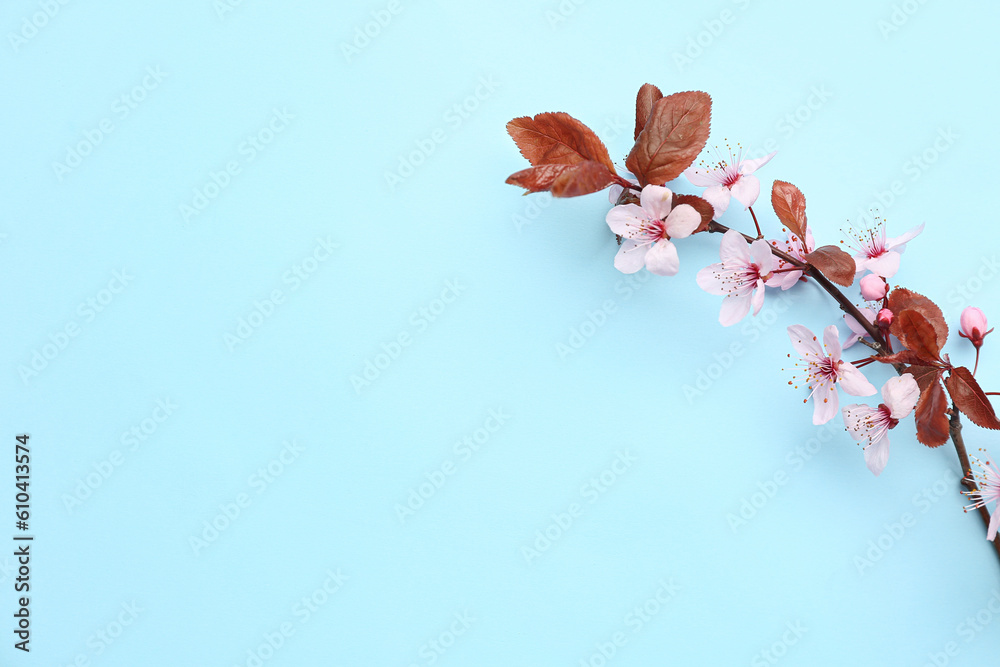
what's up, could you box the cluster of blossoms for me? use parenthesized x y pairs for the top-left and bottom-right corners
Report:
(505, 84), (1000, 549)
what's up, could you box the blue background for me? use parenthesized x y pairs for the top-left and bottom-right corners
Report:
(2, 0), (999, 664)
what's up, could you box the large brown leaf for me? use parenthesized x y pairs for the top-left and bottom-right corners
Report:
(634, 83), (663, 141)
(551, 161), (617, 198)
(804, 245), (855, 287)
(672, 193), (714, 233)
(915, 380), (950, 447)
(906, 366), (943, 393)
(895, 309), (942, 362)
(946, 366), (1000, 430)
(506, 112), (616, 173)
(770, 181), (808, 240)
(887, 288), (948, 350)
(505, 164), (577, 193)
(626, 91), (711, 187)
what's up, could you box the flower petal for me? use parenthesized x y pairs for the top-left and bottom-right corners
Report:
(864, 436), (891, 477)
(696, 263), (728, 295)
(842, 404), (873, 441)
(640, 185), (673, 220)
(740, 150), (777, 174)
(863, 251), (902, 278)
(750, 238), (774, 274)
(608, 184), (624, 204)
(719, 229), (751, 265)
(823, 325), (843, 362)
(989, 509), (1000, 541)
(613, 239), (648, 274)
(730, 174), (761, 209)
(886, 222), (924, 250)
(606, 204), (645, 236)
(882, 374), (920, 419)
(788, 324), (823, 360)
(839, 362), (877, 396)
(701, 185), (731, 217)
(719, 294), (751, 327)
(812, 382), (839, 425)
(663, 204), (701, 239)
(751, 279), (766, 315)
(684, 167), (723, 187)
(645, 240), (681, 276)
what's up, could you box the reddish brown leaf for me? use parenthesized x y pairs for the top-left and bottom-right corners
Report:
(906, 366), (943, 393)
(804, 245), (856, 287)
(672, 193), (714, 233)
(551, 161), (617, 198)
(506, 112), (616, 173)
(634, 83), (663, 141)
(895, 309), (942, 362)
(887, 288), (948, 350)
(875, 350), (936, 366)
(915, 380), (950, 447)
(626, 91), (711, 187)
(770, 181), (808, 240)
(505, 164), (576, 193)
(946, 366), (1000, 430)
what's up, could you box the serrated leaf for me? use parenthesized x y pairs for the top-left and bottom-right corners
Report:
(887, 288), (948, 351)
(895, 309), (942, 362)
(876, 350), (936, 366)
(906, 366), (942, 393)
(804, 245), (855, 287)
(672, 193), (714, 233)
(506, 112), (616, 173)
(634, 83), (663, 141)
(946, 366), (1000, 430)
(915, 380), (950, 447)
(505, 164), (576, 193)
(626, 91), (711, 187)
(770, 181), (808, 239)
(551, 161), (617, 198)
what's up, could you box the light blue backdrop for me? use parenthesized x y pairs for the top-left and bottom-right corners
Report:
(2, 0), (999, 665)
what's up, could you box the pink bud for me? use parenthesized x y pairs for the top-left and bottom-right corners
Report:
(876, 308), (894, 328)
(960, 306), (992, 348)
(860, 274), (888, 301)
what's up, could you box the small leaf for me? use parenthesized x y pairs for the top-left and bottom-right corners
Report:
(505, 164), (576, 193)
(906, 366), (942, 393)
(876, 350), (936, 366)
(626, 91), (712, 187)
(804, 245), (855, 287)
(770, 181), (808, 239)
(672, 193), (714, 233)
(634, 83), (663, 141)
(887, 288), (948, 350)
(551, 161), (617, 198)
(914, 380), (950, 447)
(946, 366), (1000, 430)
(895, 309), (942, 362)
(506, 112), (616, 173)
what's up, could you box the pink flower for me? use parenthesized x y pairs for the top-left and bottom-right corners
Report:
(963, 453), (1000, 540)
(787, 324), (877, 425)
(606, 185), (700, 276)
(842, 374), (920, 476)
(683, 147), (777, 217)
(959, 307), (993, 349)
(860, 274), (888, 302)
(697, 229), (774, 326)
(876, 308), (894, 329)
(845, 214), (923, 278)
(765, 229), (814, 290)
(843, 307), (876, 349)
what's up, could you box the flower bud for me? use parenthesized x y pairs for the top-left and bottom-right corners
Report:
(959, 306), (993, 349)
(860, 274), (888, 301)
(876, 308), (894, 328)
